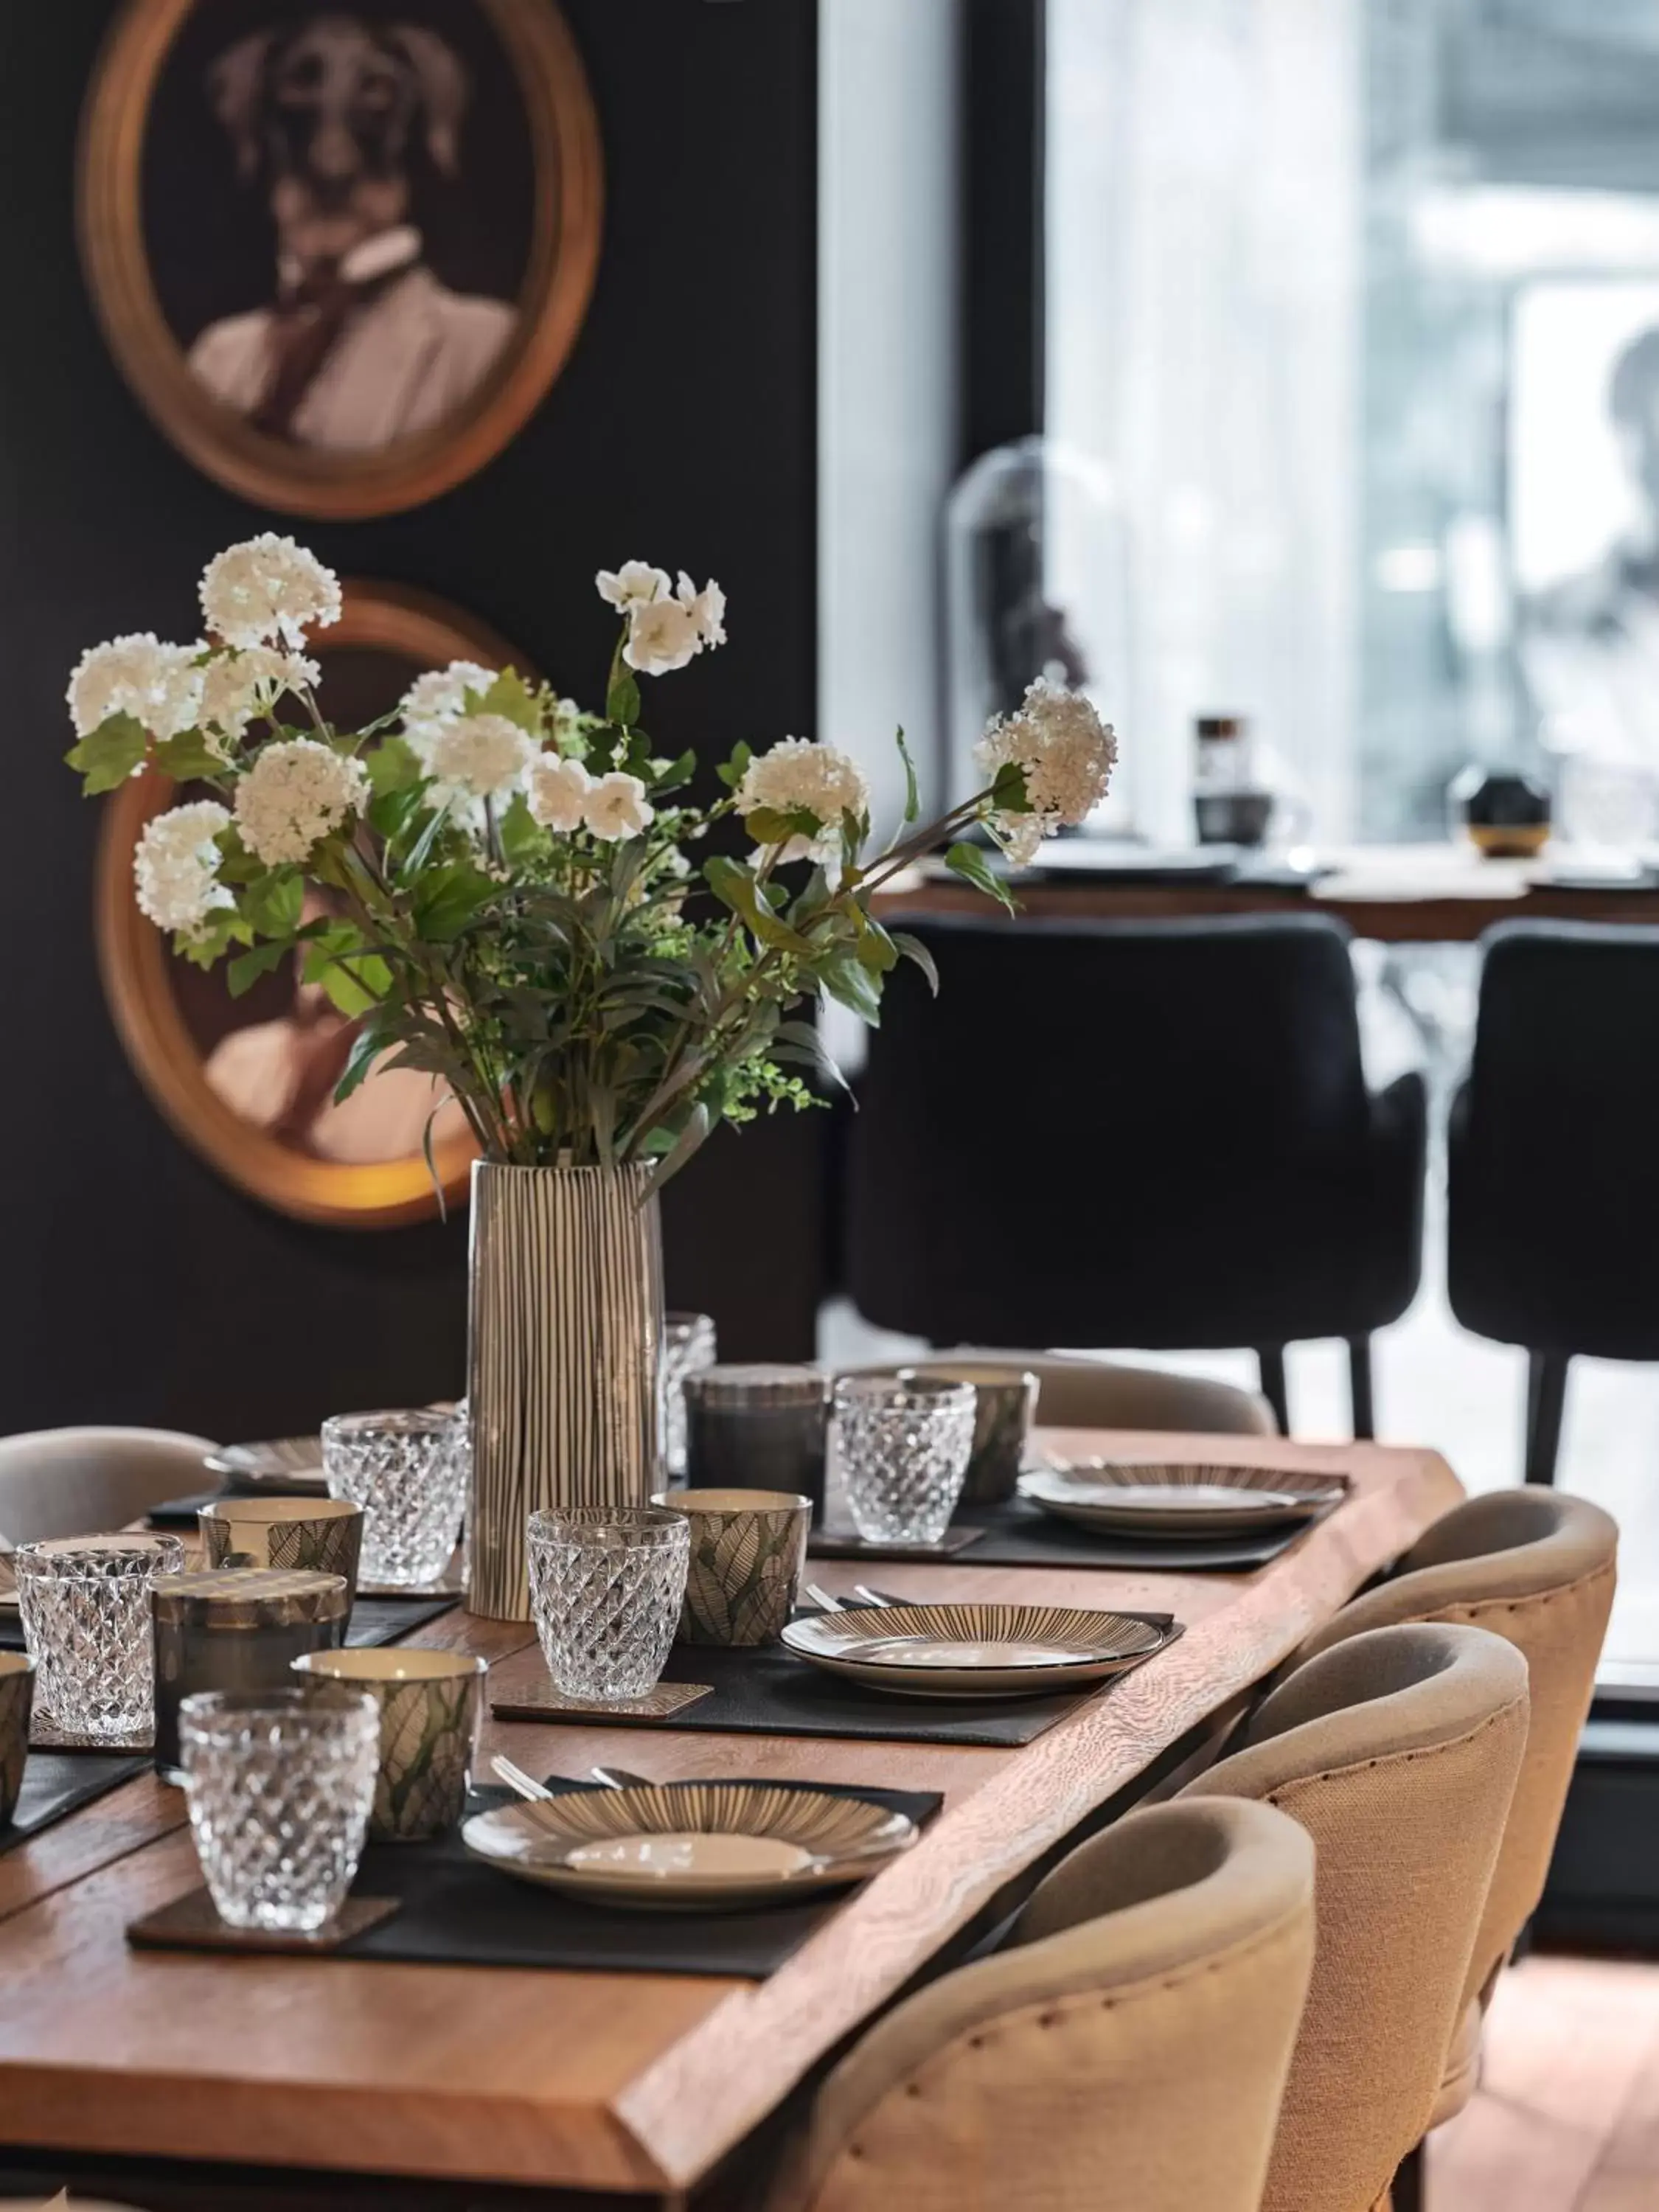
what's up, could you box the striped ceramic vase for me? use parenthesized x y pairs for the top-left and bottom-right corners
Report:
(466, 1161), (664, 1620)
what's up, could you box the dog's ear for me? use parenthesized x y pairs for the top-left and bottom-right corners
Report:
(385, 27), (470, 178)
(207, 30), (277, 182)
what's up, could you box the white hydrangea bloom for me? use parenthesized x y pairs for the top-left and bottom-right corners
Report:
(596, 560), (671, 611)
(675, 570), (727, 649)
(425, 713), (537, 802)
(526, 754), (593, 832)
(737, 737), (872, 866)
(973, 678), (1117, 863)
(234, 737), (369, 865)
(133, 800), (232, 934)
(549, 695), (587, 749)
(398, 661), (498, 762)
(200, 535), (343, 650)
(199, 647), (319, 748)
(623, 594), (703, 677)
(583, 771), (655, 842)
(66, 634), (204, 742)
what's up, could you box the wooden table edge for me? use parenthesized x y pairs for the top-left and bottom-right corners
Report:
(616, 1443), (1463, 2186)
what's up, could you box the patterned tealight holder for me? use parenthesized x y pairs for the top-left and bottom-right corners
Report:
(293, 1646), (486, 1841)
(650, 1487), (811, 1646)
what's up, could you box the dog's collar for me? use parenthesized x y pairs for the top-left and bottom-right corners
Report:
(277, 224), (423, 296)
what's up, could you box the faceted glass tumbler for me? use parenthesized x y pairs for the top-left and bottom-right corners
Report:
(322, 1409), (465, 1588)
(832, 1376), (977, 1544)
(661, 1312), (717, 1483)
(179, 1687), (379, 1932)
(527, 1507), (690, 1703)
(15, 1533), (184, 1739)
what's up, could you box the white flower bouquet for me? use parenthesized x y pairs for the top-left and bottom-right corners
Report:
(66, 535), (1116, 1185)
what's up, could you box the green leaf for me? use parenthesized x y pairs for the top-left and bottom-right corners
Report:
(990, 759), (1030, 813)
(817, 948), (883, 1025)
(742, 804), (821, 846)
(241, 871), (304, 937)
(152, 728), (227, 783)
(498, 790), (551, 869)
(651, 749), (696, 795)
(413, 859), (495, 942)
(704, 855), (813, 954)
(66, 712), (147, 795)
(368, 785), (424, 842)
(226, 939), (293, 997)
(606, 664), (641, 729)
(894, 726), (920, 822)
(467, 668), (541, 734)
(891, 929), (940, 994)
(365, 734), (422, 795)
(333, 1015), (390, 1106)
(853, 916), (899, 974)
(644, 1101), (712, 1196)
(714, 740), (752, 792)
(302, 928), (392, 1017)
(945, 839), (1017, 914)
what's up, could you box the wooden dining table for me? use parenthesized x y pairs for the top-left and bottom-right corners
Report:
(0, 1430), (1462, 2208)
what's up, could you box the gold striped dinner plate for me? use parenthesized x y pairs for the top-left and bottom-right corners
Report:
(1018, 1461), (1344, 1537)
(782, 1601), (1167, 1699)
(205, 1438), (327, 1496)
(462, 1781), (918, 1909)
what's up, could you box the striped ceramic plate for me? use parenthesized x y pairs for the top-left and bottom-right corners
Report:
(1018, 1461), (1345, 1537)
(463, 1781), (918, 1908)
(782, 1601), (1168, 1699)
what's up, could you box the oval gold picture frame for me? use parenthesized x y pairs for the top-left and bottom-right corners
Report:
(94, 582), (531, 1228)
(77, 0), (602, 519)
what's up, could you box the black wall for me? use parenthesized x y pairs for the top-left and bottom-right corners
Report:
(0, 0), (824, 1439)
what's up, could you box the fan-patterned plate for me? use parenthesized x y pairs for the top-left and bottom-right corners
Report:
(205, 1438), (327, 1496)
(782, 1601), (1169, 1698)
(1018, 1461), (1345, 1537)
(462, 1781), (917, 1909)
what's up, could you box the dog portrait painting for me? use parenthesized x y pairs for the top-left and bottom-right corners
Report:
(94, 584), (521, 1228)
(80, 0), (602, 518)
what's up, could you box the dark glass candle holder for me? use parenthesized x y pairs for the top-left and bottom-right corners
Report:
(151, 1568), (349, 1778)
(684, 1365), (830, 1518)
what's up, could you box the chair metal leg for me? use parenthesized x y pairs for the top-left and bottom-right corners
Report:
(1525, 1351), (1569, 1486)
(1392, 2138), (1425, 2212)
(1256, 1347), (1290, 1436)
(1348, 1335), (1376, 1440)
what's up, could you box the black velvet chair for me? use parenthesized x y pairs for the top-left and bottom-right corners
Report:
(845, 913), (1426, 1436)
(1448, 919), (1659, 1484)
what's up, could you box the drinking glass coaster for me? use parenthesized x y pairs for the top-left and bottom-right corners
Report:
(206, 1439), (327, 1498)
(782, 1602), (1172, 1700)
(1017, 1461), (1346, 1537)
(126, 1888), (399, 1955)
(462, 1780), (918, 1910)
(489, 1677), (714, 1726)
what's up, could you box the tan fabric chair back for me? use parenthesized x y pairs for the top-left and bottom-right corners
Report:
(0, 1427), (218, 1550)
(1294, 1488), (1615, 2003)
(768, 1798), (1314, 2212)
(901, 1351), (1276, 1436)
(1188, 1621), (1528, 2212)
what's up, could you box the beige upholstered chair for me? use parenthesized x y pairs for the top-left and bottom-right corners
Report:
(0, 1427), (216, 1550)
(1186, 1621), (1529, 2212)
(766, 1798), (1315, 2212)
(901, 1351), (1277, 1436)
(1292, 1487), (1616, 2122)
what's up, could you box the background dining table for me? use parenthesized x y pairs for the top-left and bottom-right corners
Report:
(0, 1429), (1461, 2210)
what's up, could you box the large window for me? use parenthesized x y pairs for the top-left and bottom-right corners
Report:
(1046, 0), (1659, 842)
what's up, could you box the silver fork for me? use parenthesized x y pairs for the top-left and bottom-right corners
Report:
(490, 1755), (651, 1801)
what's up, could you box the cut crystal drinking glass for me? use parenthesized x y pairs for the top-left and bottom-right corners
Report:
(15, 1532), (185, 1739)
(832, 1375), (977, 1545)
(661, 1312), (717, 1482)
(527, 1506), (690, 1703)
(179, 1687), (379, 1932)
(322, 1408), (465, 1587)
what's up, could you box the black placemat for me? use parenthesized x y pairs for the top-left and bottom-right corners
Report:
(0, 1750), (150, 1857)
(809, 1494), (1343, 1574)
(490, 1614), (1177, 1749)
(341, 1778), (943, 1979)
(347, 1593), (460, 1645)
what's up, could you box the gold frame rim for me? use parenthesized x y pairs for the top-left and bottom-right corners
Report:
(77, 0), (604, 520)
(93, 580), (529, 1229)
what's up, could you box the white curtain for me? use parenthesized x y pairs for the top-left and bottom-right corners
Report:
(1046, 0), (1362, 841)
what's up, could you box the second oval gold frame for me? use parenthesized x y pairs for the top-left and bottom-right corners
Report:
(77, 0), (603, 519)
